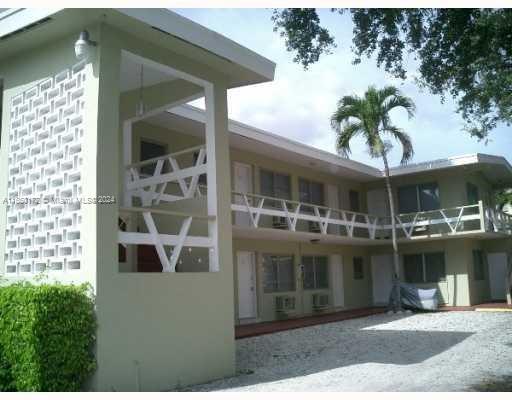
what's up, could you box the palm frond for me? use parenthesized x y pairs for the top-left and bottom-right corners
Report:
(386, 125), (414, 164)
(381, 90), (416, 119)
(334, 121), (364, 156)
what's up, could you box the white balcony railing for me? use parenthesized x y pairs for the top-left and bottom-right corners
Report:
(231, 193), (512, 240)
(125, 144), (206, 206)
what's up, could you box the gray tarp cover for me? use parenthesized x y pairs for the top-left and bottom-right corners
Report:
(389, 282), (439, 310)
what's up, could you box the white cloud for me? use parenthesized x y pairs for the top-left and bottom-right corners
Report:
(177, 8), (512, 169)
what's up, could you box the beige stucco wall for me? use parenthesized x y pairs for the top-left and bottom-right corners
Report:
(92, 24), (237, 391)
(364, 168), (494, 212)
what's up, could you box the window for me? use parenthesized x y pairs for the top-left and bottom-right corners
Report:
(260, 170), (291, 202)
(349, 190), (360, 212)
(140, 140), (167, 176)
(302, 256), (328, 289)
(299, 178), (324, 206)
(353, 257), (364, 280)
(404, 252), (446, 283)
(425, 252), (446, 282)
(398, 182), (440, 213)
(263, 255), (295, 293)
(473, 250), (486, 281)
(193, 151), (207, 185)
(404, 254), (424, 283)
(467, 182), (479, 205)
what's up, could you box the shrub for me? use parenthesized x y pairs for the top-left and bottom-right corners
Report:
(0, 283), (96, 391)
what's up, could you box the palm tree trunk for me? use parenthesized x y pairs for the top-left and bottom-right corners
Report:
(381, 152), (402, 311)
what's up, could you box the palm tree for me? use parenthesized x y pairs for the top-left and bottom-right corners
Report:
(330, 85), (416, 312)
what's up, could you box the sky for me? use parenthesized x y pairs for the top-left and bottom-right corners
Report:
(175, 8), (512, 169)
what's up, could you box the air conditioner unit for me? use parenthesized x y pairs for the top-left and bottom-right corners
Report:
(272, 216), (288, 229)
(275, 295), (296, 312)
(312, 293), (329, 309)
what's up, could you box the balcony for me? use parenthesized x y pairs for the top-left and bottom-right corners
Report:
(231, 192), (512, 244)
(118, 144), (512, 271)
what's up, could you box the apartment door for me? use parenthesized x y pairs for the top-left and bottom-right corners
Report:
(371, 254), (394, 305)
(330, 254), (344, 307)
(487, 252), (508, 300)
(237, 251), (257, 319)
(327, 184), (340, 235)
(233, 162), (253, 226)
(367, 188), (389, 216)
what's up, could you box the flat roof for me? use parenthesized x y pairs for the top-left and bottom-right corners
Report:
(0, 8), (275, 87)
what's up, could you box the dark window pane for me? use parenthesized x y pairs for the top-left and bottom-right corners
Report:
(310, 182), (324, 206)
(425, 252), (446, 282)
(299, 178), (310, 203)
(404, 254), (424, 283)
(398, 185), (418, 214)
(277, 256), (295, 291)
(260, 170), (274, 197)
(353, 257), (364, 280)
(193, 152), (207, 185)
(263, 255), (278, 293)
(467, 183), (480, 205)
(302, 256), (315, 289)
(274, 173), (291, 200)
(419, 182), (440, 211)
(315, 257), (329, 289)
(349, 190), (360, 212)
(140, 141), (166, 176)
(473, 250), (485, 281)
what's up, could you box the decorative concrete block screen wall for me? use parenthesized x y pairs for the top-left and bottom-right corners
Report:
(4, 61), (86, 275)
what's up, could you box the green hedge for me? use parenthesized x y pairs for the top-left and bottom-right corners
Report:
(0, 283), (96, 391)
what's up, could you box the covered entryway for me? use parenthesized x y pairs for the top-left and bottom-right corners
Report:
(237, 251), (258, 320)
(371, 254), (394, 305)
(487, 252), (509, 300)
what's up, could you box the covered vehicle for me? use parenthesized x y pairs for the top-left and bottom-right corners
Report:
(389, 282), (439, 311)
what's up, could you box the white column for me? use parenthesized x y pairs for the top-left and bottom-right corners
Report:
(204, 83), (233, 273)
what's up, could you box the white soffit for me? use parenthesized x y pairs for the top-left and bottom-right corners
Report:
(115, 8), (276, 84)
(161, 105), (382, 181)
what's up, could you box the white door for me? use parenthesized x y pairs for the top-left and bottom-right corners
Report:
(330, 254), (344, 307)
(371, 254), (394, 305)
(237, 251), (257, 319)
(488, 252), (508, 300)
(233, 162), (253, 226)
(367, 188), (389, 216)
(327, 184), (340, 235)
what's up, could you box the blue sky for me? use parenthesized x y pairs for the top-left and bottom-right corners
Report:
(175, 8), (512, 169)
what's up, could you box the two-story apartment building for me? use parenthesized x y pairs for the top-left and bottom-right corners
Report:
(1, 8), (511, 391)
(120, 105), (512, 325)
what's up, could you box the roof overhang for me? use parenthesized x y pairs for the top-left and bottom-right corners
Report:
(388, 153), (512, 187)
(147, 105), (381, 182)
(0, 8), (275, 88)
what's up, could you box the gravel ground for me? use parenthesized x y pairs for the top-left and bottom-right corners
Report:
(192, 311), (512, 391)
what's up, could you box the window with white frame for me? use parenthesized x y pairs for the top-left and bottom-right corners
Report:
(473, 249), (486, 281)
(302, 256), (328, 289)
(466, 182), (480, 205)
(260, 169), (291, 203)
(349, 190), (360, 212)
(299, 178), (324, 207)
(353, 257), (364, 280)
(404, 252), (446, 283)
(263, 254), (295, 293)
(398, 182), (440, 214)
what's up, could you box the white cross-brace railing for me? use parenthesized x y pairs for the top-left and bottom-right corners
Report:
(381, 202), (484, 239)
(231, 195), (509, 240)
(231, 191), (380, 239)
(485, 206), (512, 234)
(118, 206), (214, 272)
(125, 145), (206, 206)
